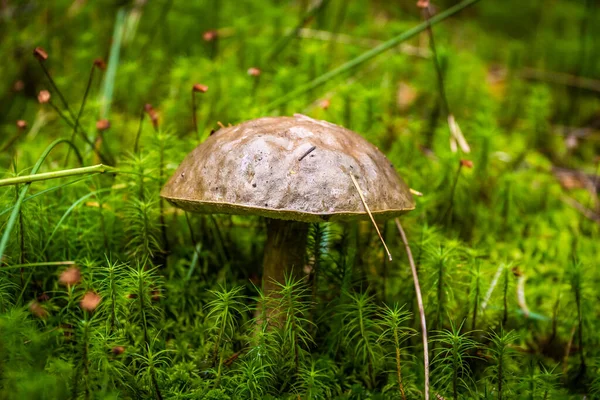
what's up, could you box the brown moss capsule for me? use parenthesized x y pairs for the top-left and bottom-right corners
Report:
(247, 67), (261, 77)
(13, 80), (25, 92)
(96, 119), (111, 131)
(203, 30), (218, 41)
(29, 301), (48, 319)
(150, 112), (159, 129)
(112, 346), (126, 355)
(93, 58), (107, 70)
(38, 90), (51, 104)
(59, 267), (81, 286)
(193, 83), (209, 93)
(460, 159), (473, 169)
(16, 120), (27, 130)
(416, 0), (429, 8)
(33, 47), (48, 61)
(80, 292), (101, 312)
(144, 104), (159, 130)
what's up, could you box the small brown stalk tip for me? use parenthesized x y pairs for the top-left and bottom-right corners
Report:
(60, 324), (73, 338)
(416, 0), (430, 8)
(80, 291), (102, 312)
(127, 293), (137, 299)
(512, 266), (522, 277)
(13, 80), (25, 92)
(16, 120), (27, 130)
(59, 266), (81, 286)
(193, 83), (209, 93)
(33, 46), (48, 61)
(144, 104), (160, 128)
(150, 112), (159, 129)
(112, 346), (126, 355)
(37, 292), (50, 302)
(38, 90), (51, 104)
(29, 301), (48, 319)
(460, 159), (473, 169)
(203, 30), (218, 41)
(247, 67), (261, 77)
(319, 99), (331, 110)
(96, 119), (111, 131)
(93, 58), (107, 70)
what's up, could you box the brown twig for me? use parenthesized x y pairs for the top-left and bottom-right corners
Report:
(520, 67), (600, 93)
(560, 196), (600, 223)
(298, 145), (316, 161)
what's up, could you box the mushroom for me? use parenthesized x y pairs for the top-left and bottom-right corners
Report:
(161, 114), (414, 306)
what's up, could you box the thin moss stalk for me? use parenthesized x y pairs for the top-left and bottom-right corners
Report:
(0, 164), (113, 187)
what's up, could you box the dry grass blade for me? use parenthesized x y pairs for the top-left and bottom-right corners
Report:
(349, 173), (392, 261)
(447, 114), (471, 153)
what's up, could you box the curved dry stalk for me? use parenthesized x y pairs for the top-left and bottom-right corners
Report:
(395, 218), (429, 400)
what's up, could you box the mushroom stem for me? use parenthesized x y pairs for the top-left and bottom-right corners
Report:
(262, 218), (308, 307)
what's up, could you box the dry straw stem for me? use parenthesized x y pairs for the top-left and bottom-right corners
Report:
(520, 67), (600, 93)
(349, 173), (392, 261)
(395, 218), (429, 400)
(516, 274), (529, 318)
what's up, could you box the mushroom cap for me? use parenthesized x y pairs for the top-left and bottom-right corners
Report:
(161, 114), (415, 222)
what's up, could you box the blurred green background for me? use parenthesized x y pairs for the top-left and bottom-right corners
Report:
(0, 0), (599, 399)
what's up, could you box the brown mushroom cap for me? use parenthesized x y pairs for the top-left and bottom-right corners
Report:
(161, 114), (415, 222)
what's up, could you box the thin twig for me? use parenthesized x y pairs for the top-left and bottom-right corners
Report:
(560, 196), (600, 223)
(349, 173), (392, 261)
(395, 218), (429, 400)
(520, 67), (600, 93)
(64, 63), (98, 166)
(298, 145), (316, 161)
